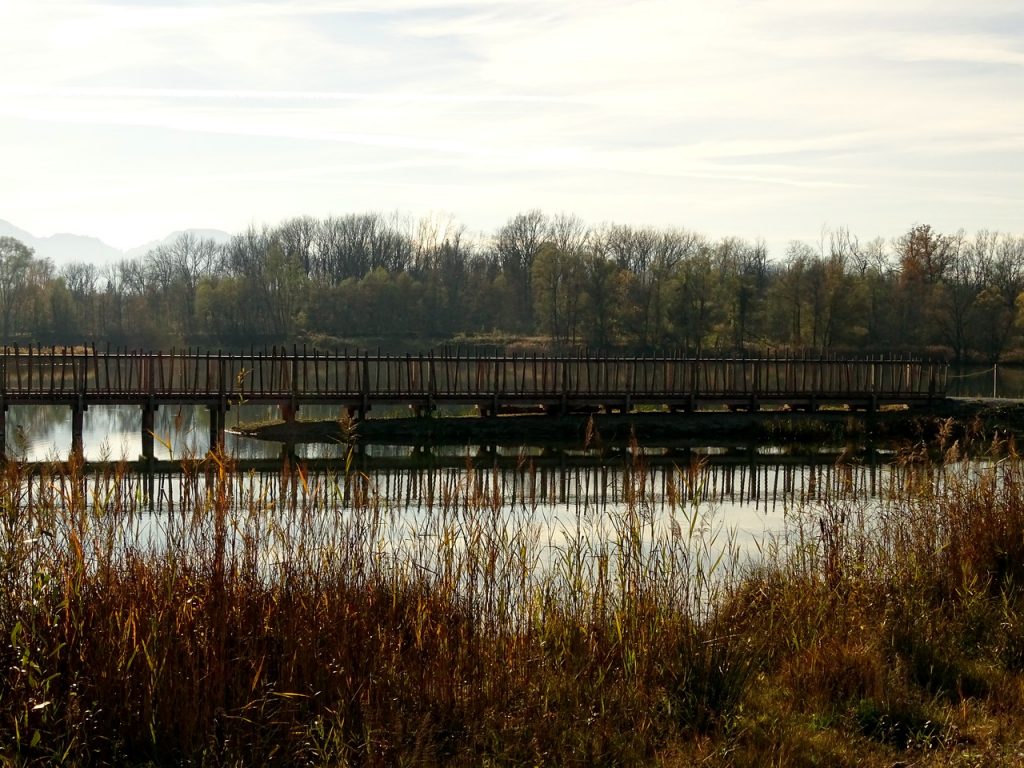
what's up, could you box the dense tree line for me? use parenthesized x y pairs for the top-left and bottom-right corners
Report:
(1, 214), (1023, 361)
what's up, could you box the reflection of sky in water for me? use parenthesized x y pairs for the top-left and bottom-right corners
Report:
(68, 464), (801, 583)
(4, 403), (351, 461)
(48, 458), (936, 578)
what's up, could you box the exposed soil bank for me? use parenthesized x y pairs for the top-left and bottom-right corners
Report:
(230, 397), (1024, 448)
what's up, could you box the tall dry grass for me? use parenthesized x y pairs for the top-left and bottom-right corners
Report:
(2, 436), (1024, 765)
(0, 448), (749, 766)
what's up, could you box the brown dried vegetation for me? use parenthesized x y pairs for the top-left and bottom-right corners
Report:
(2, 437), (1024, 765)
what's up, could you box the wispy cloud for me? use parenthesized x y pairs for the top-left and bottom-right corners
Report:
(0, 84), (579, 105)
(0, 0), (1021, 250)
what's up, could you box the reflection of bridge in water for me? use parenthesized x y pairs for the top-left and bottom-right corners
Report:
(25, 448), (946, 515)
(1, 347), (947, 459)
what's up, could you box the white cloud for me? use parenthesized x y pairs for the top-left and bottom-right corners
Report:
(0, 0), (1021, 250)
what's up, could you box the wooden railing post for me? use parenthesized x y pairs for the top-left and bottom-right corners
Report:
(687, 353), (698, 411)
(491, 354), (500, 416)
(360, 352), (370, 419)
(426, 352), (436, 414)
(290, 348), (299, 418)
(751, 358), (760, 412)
(625, 356), (633, 413)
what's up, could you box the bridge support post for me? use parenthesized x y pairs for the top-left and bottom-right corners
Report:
(280, 401), (298, 423)
(208, 404), (226, 453)
(141, 400), (157, 460)
(71, 399), (86, 459)
(279, 440), (298, 463)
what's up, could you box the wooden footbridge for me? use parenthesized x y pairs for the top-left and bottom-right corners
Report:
(0, 347), (947, 458)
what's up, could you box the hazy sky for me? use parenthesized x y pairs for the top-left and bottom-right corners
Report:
(1, 0), (1022, 254)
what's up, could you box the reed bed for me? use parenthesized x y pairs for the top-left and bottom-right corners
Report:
(2, 439), (1024, 766)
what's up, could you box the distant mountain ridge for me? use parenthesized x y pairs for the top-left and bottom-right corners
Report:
(124, 229), (234, 260)
(0, 219), (232, 265)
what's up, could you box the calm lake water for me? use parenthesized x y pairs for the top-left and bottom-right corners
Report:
(4, 403), (349, 461)
(3, 400), (969, 562)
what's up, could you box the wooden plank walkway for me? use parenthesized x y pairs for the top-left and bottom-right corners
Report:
(0, 346), (947, 458)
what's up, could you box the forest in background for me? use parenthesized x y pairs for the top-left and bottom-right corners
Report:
(1, 211), (1022, 361)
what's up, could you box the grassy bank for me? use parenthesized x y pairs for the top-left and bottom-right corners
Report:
(3, 441), (1024, 765)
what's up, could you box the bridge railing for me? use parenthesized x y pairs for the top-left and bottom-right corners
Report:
(0, 347), (948, 403)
